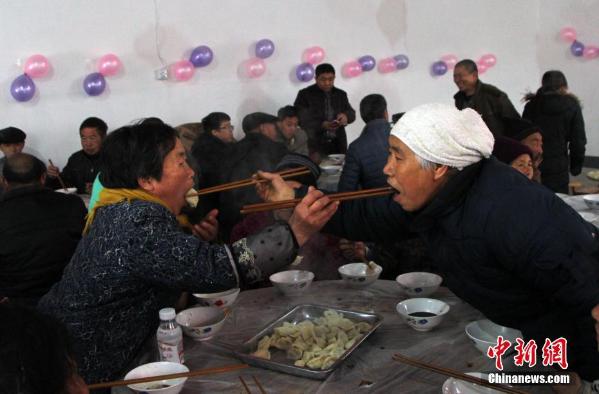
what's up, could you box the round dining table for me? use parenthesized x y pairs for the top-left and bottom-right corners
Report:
(132, 280), (553, 394)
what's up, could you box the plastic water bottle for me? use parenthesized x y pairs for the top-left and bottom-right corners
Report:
(156, 307), (184, 363)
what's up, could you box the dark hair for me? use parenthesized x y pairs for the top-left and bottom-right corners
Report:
(315, 63), (335, 77)
(100, 123), (177, 188)
(359, 94), (387, 123)
(201, 112), (231, 133)
(277, 105), (298, 121)
(3, 153), (46, 185)
(0, 304), (78, 394)
(455, 59), (478, 74)
(79, 117), (108, 137)
(541, 70), (568, 92)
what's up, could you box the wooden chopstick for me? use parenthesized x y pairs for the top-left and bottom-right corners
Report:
(87, 363), (249, 390)
(252, 375), (267, 394)
(48, 159), (67, 190)
(392, 353), (528, 394)
(239, 375), (251, 393)
(240, 186), (393, 214)
(193, 167), (311, 197)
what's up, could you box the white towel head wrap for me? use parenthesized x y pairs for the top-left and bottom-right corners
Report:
(390, 103), (495, 170)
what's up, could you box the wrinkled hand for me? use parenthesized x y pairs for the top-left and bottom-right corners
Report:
(255, 170), (295, 202)
(192, 209), (219, 241)
(339, 239), (367, 262)
(288, 186), (339, 247)
(592, 304), (599, 350)
(336, 113), (348, 126)
(47, 163), (60, 178)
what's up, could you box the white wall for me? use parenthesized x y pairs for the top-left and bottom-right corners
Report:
(1, 0), (597, 167)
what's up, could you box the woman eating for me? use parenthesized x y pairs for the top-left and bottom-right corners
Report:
(38, 122), (338, 384)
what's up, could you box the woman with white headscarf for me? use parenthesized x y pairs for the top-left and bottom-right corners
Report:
(269, 103), (599, 389)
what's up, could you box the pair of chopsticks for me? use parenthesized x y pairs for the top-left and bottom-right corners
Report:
(48, 159), (68, 191)
(239, 375), (267, 394)
(193, 167), (311, 197)
(87, 363), (249, 390)
(240, 186), (394, 214)
(392, 353), (528, 394)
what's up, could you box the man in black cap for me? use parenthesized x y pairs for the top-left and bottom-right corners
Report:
(503, 117), (543, 183)
(0, 153), (86, 306)
(0, 127), (27, 196)
(218, 112), (289, 239)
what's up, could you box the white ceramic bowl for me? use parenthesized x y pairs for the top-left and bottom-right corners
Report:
(396, 298), (450, 332)
(125, 361), (188, 394)
(442, 372), (500, 394)
(338, 262), (382, 287)
(269, 270), (314, 296)
(328, 154), (345, 164)
(396, 272), (443, 298)
(56, 187), (77, 194)
(583, 194), (599, 210)
(192, 288), (240, 308)
(176, 306), (227, 341)
(465, 319), (522, 354)
(320, 164), (342, 175)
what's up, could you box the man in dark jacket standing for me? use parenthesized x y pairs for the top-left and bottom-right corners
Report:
(47, 117), (107, 194)
(338, 94), (390, 192)
(267, 103), (599, 389)
(294, 63), (356, 157)
(0, 154), (86, 306)
(453, 59), (520, 137)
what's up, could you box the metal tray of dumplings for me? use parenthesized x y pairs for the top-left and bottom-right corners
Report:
(214, 304), (383, 380)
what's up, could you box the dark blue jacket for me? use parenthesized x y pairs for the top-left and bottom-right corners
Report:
(338, 118), (390, 192)
(326, 158), (599, 380)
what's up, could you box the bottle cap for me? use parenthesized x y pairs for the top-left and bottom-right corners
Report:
(159, 307), (176, 321)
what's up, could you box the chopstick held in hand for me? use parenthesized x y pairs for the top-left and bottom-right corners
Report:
(48, 159), (67, 191)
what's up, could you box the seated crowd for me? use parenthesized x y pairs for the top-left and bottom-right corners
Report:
(0, 61), (598, 392)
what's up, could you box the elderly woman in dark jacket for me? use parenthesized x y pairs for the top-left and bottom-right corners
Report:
(38, 122), (337, 384)
(523, 70), (586, 193)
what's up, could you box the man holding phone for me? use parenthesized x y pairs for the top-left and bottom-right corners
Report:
(294, 63), (356, 159)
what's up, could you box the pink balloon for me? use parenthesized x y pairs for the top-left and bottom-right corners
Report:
(171, 60), (195, 81)
(477, 62), (488, 74)
(559, 27), (577, 43)
(479, 54), (497, 68)
(377, 57), (396, 74)
(342, 61), (362, 78)
(302, 46), (325, 65)
(583, 45), (599, 59)
(246, 58), (266, 78)
(440, 54), (458, 70)
(97, 54), (122, 77)
(24, 54), (50, 78)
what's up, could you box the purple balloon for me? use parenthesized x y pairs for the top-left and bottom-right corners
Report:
(570, 40), (584, 57)
(83, 72), (106, 96)
(358, 55), (376, 72)
(394, 54), (410, 70)
(190, 45), (213, 67)
(10, 74), (36, 102)
(296, 63), (315, 82)
(255, 39), (275, 59)
(432, 60), (448, 76)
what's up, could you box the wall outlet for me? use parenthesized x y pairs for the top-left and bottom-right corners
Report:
(154, 67), (169, 81)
